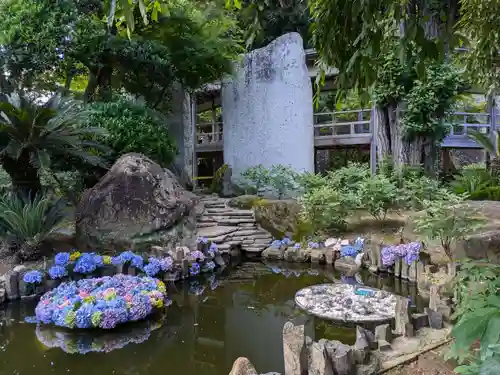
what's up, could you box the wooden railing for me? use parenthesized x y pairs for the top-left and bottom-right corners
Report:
(194, 110), (497, 149)
(446, 112), (490, 136)
(197, 131), (223, 145)
(313, 109), (371, 138)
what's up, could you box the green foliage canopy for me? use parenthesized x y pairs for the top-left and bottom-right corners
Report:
(81, 97), (178, 166)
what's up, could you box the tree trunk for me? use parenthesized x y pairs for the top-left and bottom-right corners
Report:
(376, 106), (391, 161)
(1, 152), (42, 199)
(83, 70), (99, 103)
(96, 65), (113, 102)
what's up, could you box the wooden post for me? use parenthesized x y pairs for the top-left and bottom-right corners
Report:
(191, 95), (198, 189)
(370, 106), (378, 175)
(489, 94), (497, 152)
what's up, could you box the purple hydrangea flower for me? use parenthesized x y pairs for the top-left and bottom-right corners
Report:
(189, 250), (205, 261)
(196, 237), (208, 244)
(24, 270), (43, 284)
(159, 257), (173, 272)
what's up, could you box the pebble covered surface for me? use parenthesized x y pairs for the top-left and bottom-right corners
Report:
(295, 283), (397, 322)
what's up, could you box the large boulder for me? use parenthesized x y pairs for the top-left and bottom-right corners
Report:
(76, 153), (199, 252)
(253, 199), (303, 239)
(403, 200), (500, 264)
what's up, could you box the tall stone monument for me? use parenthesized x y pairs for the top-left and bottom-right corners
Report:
(221, 32), (314, 180)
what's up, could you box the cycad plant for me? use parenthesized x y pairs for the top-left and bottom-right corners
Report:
(0, 92), (108, 199)
(0, 193), (67, 260)
(468, 129), (500, 178)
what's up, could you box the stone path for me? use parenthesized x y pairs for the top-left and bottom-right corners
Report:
(196, 196), (273, 255)
(295, 283), (397, 323)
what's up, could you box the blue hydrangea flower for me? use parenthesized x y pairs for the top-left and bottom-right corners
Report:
(189, 263), (200, 276)
(131, 255), (144, 269)
(143, 258), (161, 277)
(294, 243), (301, 249)
(54, 252), (71, 267)
(271, 240), (282, 248)
(48, 265), (68, 279)
(23, 270), (43, 284)
(93, 254), (104, 267)
(308, 241), (320, 249)
(209, 243), (218, 252)
(281, 237), (292, 245)
(74, 253), (98, 274)
(75, 304), (94, 329)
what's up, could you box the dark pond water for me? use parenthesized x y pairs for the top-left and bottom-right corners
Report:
(0, 262), (425, 375)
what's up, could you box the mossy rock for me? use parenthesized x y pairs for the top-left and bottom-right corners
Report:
(228, 195), (263, 209)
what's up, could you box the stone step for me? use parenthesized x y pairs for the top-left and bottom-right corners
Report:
(206, 209), (253, 217)
(199, 216), (255, 225)
(204, 204), (227, 209)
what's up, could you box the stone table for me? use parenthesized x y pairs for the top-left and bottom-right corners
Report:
(295, 284), (397, 323)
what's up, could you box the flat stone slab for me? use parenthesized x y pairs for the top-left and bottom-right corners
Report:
(295, 284), (397, 323)
(197, 226), (239, 238)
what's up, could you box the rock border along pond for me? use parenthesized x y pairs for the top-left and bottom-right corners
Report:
(295, 284), (398, 323)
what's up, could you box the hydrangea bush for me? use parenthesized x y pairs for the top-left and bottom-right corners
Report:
(21, 236), (221, 290)
(381, 242), (421, 267)
(35, 274), (169, 330)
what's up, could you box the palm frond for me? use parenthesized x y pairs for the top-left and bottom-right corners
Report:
(468, 129), (497, 155)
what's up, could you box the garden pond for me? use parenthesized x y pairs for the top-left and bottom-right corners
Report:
(0, 262), (426, 375)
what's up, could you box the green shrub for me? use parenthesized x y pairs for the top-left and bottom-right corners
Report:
(81, 97), (178, 166)
(296, 172), (327, 194)
(450, 164), (493, 196)
(0, 194), (68, 260)
(358, 174), (398, 220)
(400, 176), (443, 210)
(469, 186), (500, 201)
(268, 164), (299, 199)
(413, 192), (485, 259)
(326, 162), (371, 192)
(299, 185), (356, 233)
(240, 164), (270, 196)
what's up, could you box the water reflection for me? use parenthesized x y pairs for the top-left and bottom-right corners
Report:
(0, 262), (424, 375)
